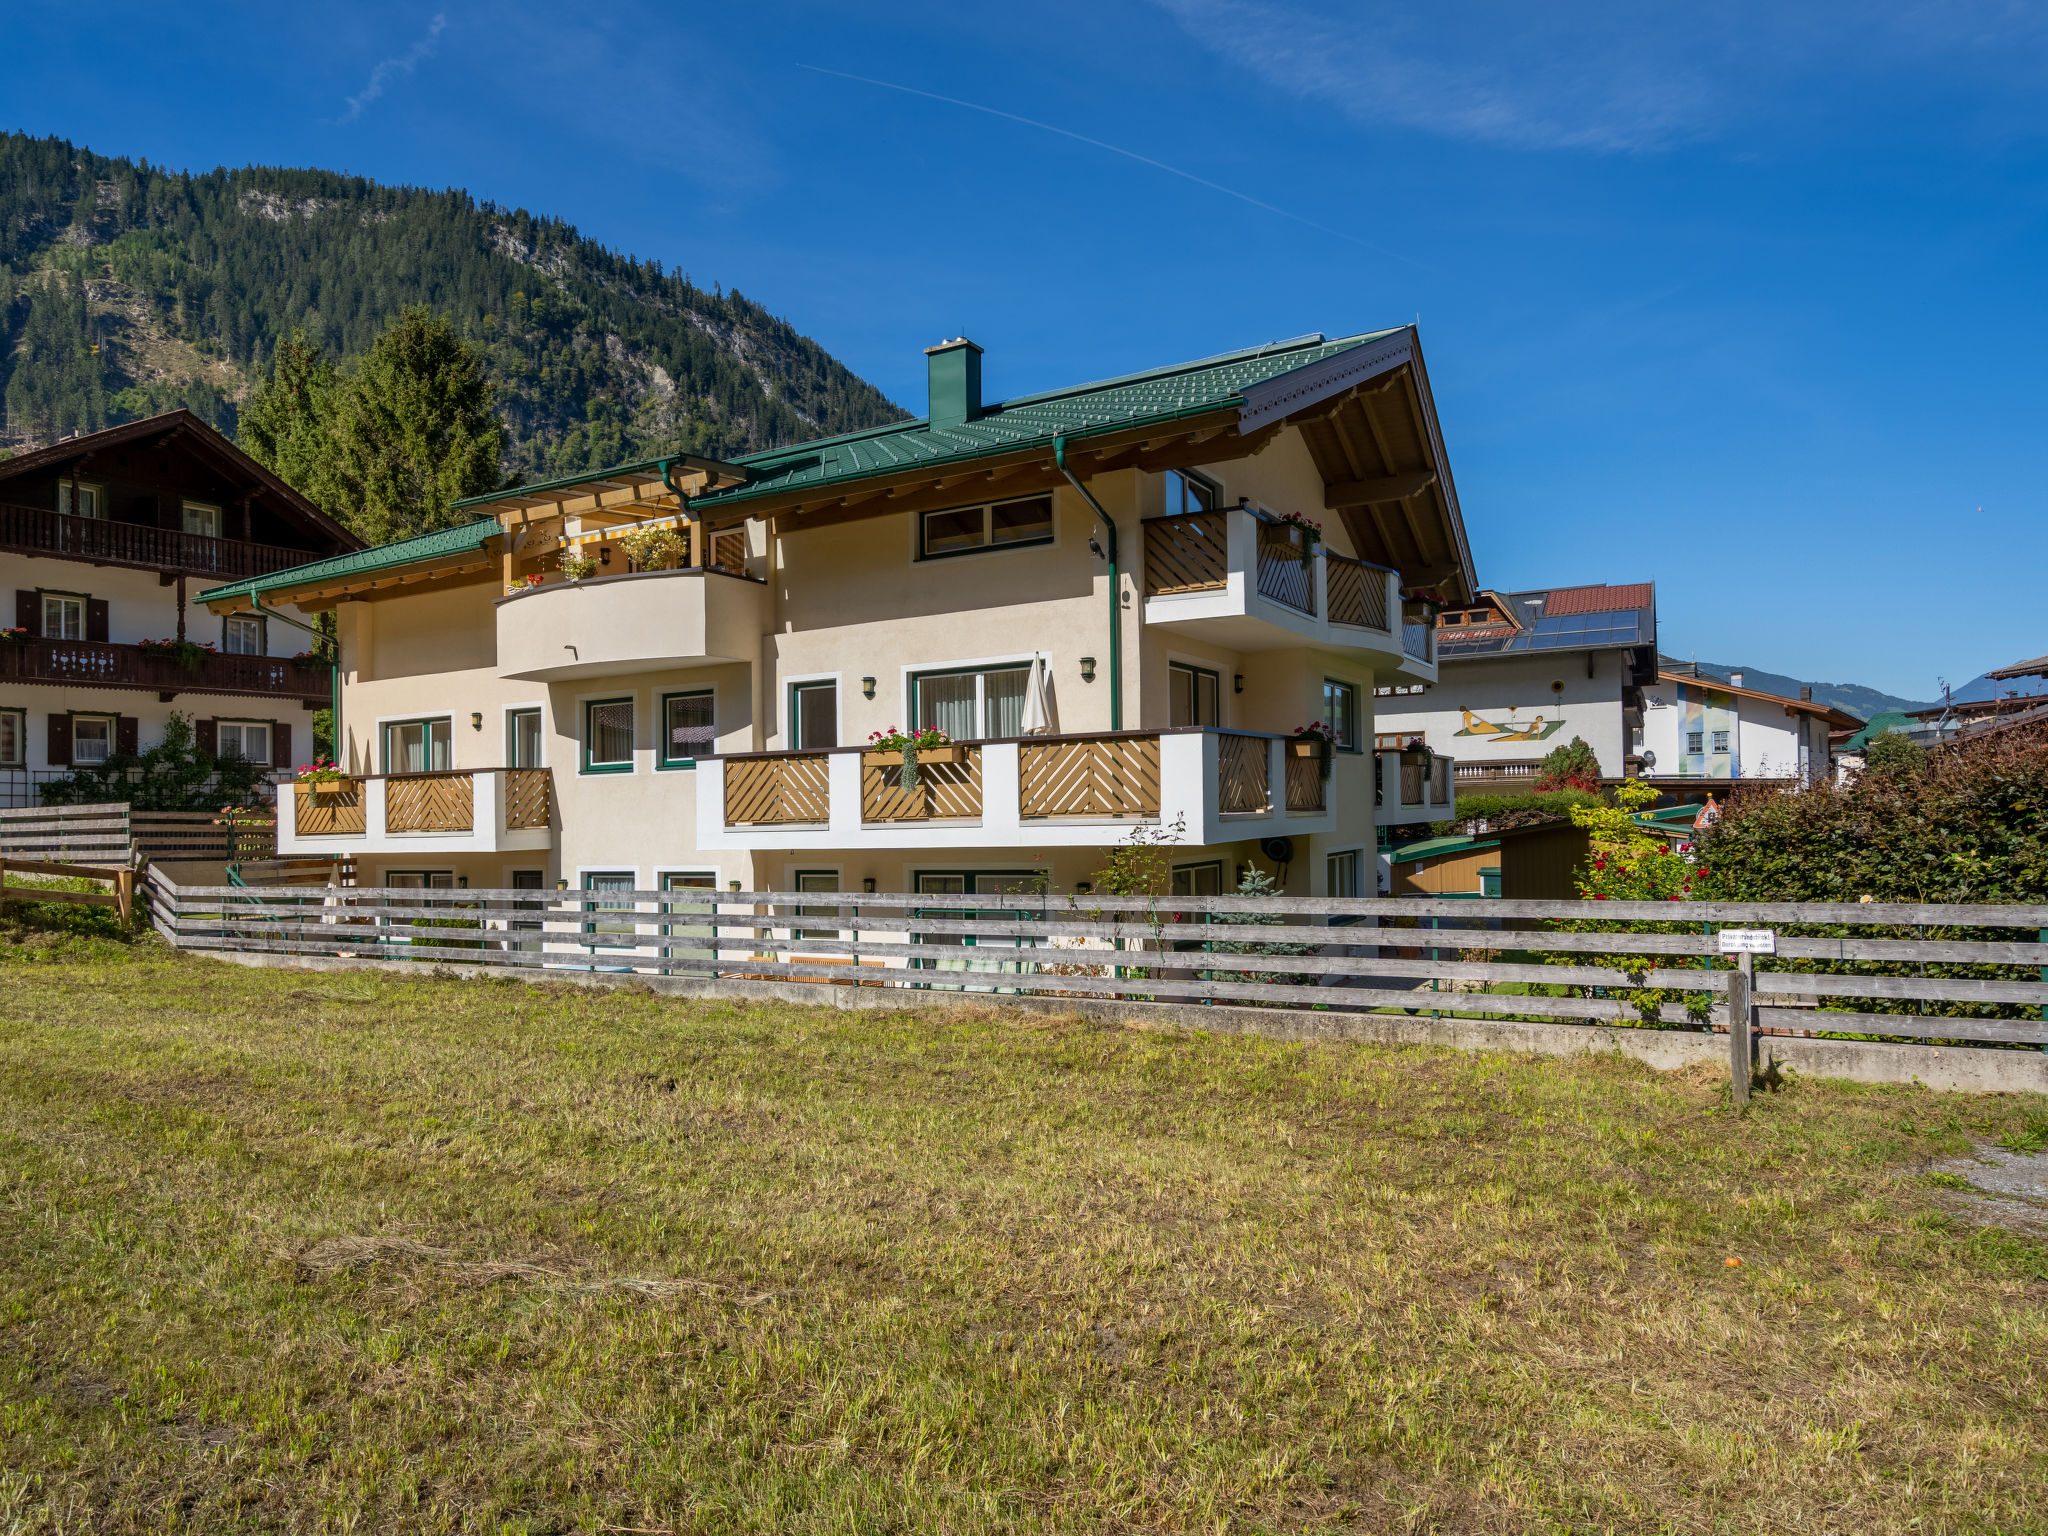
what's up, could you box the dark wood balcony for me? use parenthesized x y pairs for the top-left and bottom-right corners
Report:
(0, 502), (326, 581)
(0, 636), (333, 702)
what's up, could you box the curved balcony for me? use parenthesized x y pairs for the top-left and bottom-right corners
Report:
(495, 567), (769, 682)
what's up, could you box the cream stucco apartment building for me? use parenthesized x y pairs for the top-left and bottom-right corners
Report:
(198, 328), (1473, 907)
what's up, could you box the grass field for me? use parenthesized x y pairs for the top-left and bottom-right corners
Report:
(3, 918), (2048, 1533)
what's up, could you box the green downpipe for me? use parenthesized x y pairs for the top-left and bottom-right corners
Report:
(248, 588), (333, 767)
(1054, 436), (1120, 731)
(659, 458), (694, 565)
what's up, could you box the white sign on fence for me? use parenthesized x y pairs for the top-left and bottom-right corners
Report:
(1718, 928), (1777, 955)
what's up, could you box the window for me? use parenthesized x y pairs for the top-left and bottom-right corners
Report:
(1686, 731), (1705, 755)
(0, 710), (22, 766)
(1322, 679), (1361, 751)
(660, 872), (718, 961)
(1169, 662), (1220, 728)
(789, 681), (837, 750)
(912, 665), (1029, 740)
(71, 715), (115, 766)
(507, 869), (547, 951)
(507, 708), (543, 768)
(57, 482), (102, 519)
(917, 495), (1053, 559)
(583, 698), (635, 773)
(1711, 730), (1731, 754)
(1327, 849), (1363, 898)
(1171, 861), (1223, 896)
(384, 717), (453, 773)
(1161, 469), (1218, 518)
(387, 871), (457, 889)
(584, 871), (639, 948)
(794, 870), (842, 941)
(216, 720), (272, 766)
(223, 614), (264, 656)
(42, 594), (84, 640)
(181, 501), (222, 538)
(661, 690), (715, 769)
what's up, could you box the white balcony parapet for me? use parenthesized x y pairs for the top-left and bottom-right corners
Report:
(495, 566), (769, 682)
(695, 728), (1340, 850)
(277, 768), (555, 857)
(1374, 747), (1456, 829)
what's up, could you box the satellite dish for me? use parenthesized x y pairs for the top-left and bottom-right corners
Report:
(1260, 837), (1296, 865)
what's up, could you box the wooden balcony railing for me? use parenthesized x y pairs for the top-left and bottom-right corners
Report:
(386, 771), (474, 833)
(1325, 553), (1391, 630)
(709, 530), (748, 576)
(1019, 735), (1162, 818)
(861, 747), (983, 822)
(725, 754), (830, 825)
(505, 768), (552, 829)
(0, 636), (333, 700)
(1143, 511), (1228, 596)
(1285, 751), (1326, 814)
(0, 502), (331, 580)
(1217, 731), (1270, 814)
(295, 781), (365, 836)
(1254, 520), (1316, 615)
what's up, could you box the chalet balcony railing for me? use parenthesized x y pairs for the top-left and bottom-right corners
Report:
(1402, 618), (1434, 663)
(295, 780), (366, 837)
(1020, 734), (1163, 819)
(1216, 730), (1270, 813)
(861, 746), (983, 823)
(386, 771), (475, 834)
(725, 754), (831, 826)
(505, 767), (552, 829)
(1254, 519), (1316, 616)
(0, 636), (333, 700)
(284, 768), (555, 844)
(1143, 511), (1229, 596)
(0, 503), (327, 580)
(1325, 552), (1392, 631)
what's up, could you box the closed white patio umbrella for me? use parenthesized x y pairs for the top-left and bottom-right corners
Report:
(1021, 655), (1058, 734)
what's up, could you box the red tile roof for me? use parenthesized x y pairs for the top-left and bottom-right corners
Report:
(1544, 583), (1655, 616)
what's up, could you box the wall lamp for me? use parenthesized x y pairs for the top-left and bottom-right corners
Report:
(555, 878), (568, 892)
(470, 711), (483, 730)
(861, 676), (876, 699)
(1080, 656), (1097, 683)
(1234, 673), (1245, 694)
(862, 876), (877, 893)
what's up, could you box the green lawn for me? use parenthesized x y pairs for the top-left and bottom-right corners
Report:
(3, 922), (2047, 1533)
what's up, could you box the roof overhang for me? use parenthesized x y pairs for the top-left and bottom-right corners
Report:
(453, 454), (750, 527)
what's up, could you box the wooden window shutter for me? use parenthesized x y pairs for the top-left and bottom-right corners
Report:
(117, 716), (139, 756)
(195, 718), (217, 757)
(86, 597), (109, 643)
(47, 713), (71, 767)
(272, 720), (290, 770)
(15, 591), (36, 633)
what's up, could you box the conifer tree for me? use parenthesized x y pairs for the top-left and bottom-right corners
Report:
(239, 330), (343, 508)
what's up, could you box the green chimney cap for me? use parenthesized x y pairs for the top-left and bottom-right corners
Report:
(924, 337), (983, 430)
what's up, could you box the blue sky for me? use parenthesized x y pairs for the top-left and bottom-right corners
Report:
(12, 0), (2048, 700)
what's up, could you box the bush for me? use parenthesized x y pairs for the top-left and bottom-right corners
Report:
(1861, 729), (1926, 778)
(1534, 736), (1603, 793)
(1436, 787), (1605, 833)
(39, 712), (267, 811)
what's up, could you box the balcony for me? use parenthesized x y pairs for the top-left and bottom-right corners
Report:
(277, 767), (554, 855)
(0, 635), (333, 702)
(495, 566), (769, 682)
(1375, 747), (1456, 829)
(1141, 505), (1433, 679)
(698, 728), (1338, 850)
(0, 502), (330, 581)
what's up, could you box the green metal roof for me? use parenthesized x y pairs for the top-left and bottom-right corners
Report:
(1842, 711), (1917, 751)
(1391, 834), (1500, 863)
(687, 329), (1399, 512)
(196, 518), (501, 606)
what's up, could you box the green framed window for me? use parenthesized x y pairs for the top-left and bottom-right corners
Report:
(789, 681), (836, 750)
(584, 871), (639, 948)
(507, 708), (543, 768)
(910, 664), (1030, 741)
(794, 869), (842, 941)
(916, 494), (1053, 560)
(660, 689), (714, 769)
(383, 717), (452, 773)
(582, 697), (635, 773)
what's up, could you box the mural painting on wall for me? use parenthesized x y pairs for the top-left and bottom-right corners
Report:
(1455, 706), (1566, 743)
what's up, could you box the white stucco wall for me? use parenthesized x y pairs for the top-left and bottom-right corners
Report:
(1373, 650), (1630, 778)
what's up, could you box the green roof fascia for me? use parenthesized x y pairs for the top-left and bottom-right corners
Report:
(1392, 835), (1500, 863)
(195, 518), (502, 606)
(1843, 711), (1917, 750)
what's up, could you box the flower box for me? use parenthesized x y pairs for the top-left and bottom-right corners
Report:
(303, 780), (351, 799)
(1289, 741), (1323, 758)
(864, 746), (965, 768)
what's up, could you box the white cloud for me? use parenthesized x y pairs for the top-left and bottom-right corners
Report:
(342, 13), (448, 123)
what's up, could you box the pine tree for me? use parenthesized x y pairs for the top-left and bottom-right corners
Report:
(239, 330), (344, 509)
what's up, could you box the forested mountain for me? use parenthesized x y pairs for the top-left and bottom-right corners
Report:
(0, 131), (907, 475)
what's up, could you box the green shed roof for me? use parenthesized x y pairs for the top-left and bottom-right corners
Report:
(197, 518), (501, 607)
(1391, 834), (1500, 863)
(1843, 711), (1917, 751)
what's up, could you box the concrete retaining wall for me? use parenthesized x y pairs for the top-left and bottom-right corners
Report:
(196, 948), (2048, 1098)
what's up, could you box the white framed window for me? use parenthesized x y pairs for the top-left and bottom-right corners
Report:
(788, 681), (837, 750)
(1686, 731), (1705, 754)
(1327, 849), (1364, 898)
(584, 870), (640, 950)
(794, 869), (843, 941)
(1161, 469), (1219, 517)
(387, 870), (458, 889)
(507, 707), (543, 768)
(911, 664), (1029, 740)
(1171, 860), (1224, 896)
(223, 614), (264, 656)
(42, 593), (85, 640)
(1169, 662), (1221, 728)
(916, 494), (1053, 560)
(181, 501), (222, 538)
(57, 482), (103, 519)
(1711, 730), (1730, 754)
(72, 714), (114, 766)
(217, 720), (273, 766)
(0, 709), (23, 767)
(1322, 678), (1361, 751)
(583, 698), (635, 773)
(661, 689), (715, 769)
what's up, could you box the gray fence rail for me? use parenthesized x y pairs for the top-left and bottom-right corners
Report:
(146, 874), (2048, 1097)
(0, 803), (276, 867)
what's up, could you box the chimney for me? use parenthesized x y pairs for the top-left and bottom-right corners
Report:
(1730, 671), (1744, 687)
(924, 337), (983, 430)
(1800, 686), (1812, 701)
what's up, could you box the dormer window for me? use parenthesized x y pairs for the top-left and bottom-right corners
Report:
(57, 482), (103, 519)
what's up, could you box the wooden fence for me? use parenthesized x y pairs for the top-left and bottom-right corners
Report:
(0, 802), (275, 867)
(145, 878), (2048, 1096)
(2, 858), (133, 923)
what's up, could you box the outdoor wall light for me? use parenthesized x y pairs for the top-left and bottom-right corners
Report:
(729, 879), (742, 892)
(1074, 881), (1093, 895)
(862, 877), (877, 893)
(1234, 673), (1245, 694)
(599, 546), (611, 566)
(555, 878), (568, 892)
(1080, 655), (1097, 682)
(470, 711), (483, 730)
(861, 676), (876, 699)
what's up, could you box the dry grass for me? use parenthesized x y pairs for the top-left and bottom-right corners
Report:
(1, 940), (2046, 1533)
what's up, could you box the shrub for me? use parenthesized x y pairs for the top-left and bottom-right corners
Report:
(1437, 787), (1605, 833)
(1534, 736), (1603, 793)
(39, 712), (267, 810)
(619, 524), (687, 572)
(1861, 729), (1926, 779)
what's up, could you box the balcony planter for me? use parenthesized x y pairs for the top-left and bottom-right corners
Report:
(863, 746), (965, 768)
(1288, 741), (1321, 759)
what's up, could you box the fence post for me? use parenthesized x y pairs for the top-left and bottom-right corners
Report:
(1728, 951), (1753, 1104)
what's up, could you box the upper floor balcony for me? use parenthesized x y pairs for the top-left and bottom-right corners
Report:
(0, 635), (333, 702)
(1141, 504), (1436, 680)
(0, 502), (330, 582)
(276, 767), (554, 856)
(697, 727), (1340, 850)
(495, 566), (769, 682)
(1376, 746), (1455, 829)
